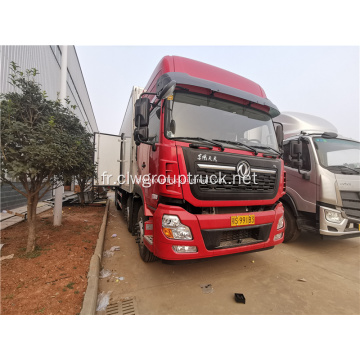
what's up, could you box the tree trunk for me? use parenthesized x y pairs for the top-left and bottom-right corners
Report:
(79, 183), (85, 206)
(26, 193), (39, 253)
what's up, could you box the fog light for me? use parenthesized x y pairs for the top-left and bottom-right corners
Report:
(277, 215), (284, 230)
(274, 232), (283, 241)
(162, 215), (193, 240)
(324, 209), (342, 223)
(172, 245), (197, 253)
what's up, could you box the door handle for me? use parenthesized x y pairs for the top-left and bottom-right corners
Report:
(142, 162), (146, 169)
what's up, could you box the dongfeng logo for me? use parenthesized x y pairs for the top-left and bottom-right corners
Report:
(236, 160), (251, 177)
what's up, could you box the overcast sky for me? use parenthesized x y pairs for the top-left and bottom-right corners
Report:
(76, 46), (359, 141)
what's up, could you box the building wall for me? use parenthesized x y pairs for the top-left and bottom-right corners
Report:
(0, 45), (98, 210)
(0, 45), (98, 132)
(1, 183), (52, 211)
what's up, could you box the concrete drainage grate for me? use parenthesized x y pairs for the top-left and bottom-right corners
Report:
(106, 297), (138, 315)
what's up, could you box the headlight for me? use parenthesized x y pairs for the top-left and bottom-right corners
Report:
(162, 214), (180, 227)
(324, 209), (342, 224)
(274, 232), (283, 241)
(277, 215), (284, 230)
(162, 215), (193, 240)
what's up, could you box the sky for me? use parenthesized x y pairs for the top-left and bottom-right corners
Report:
(76, 46), (359, 141)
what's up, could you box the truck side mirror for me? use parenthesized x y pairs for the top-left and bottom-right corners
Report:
(274, 123), (284, 149)
(290, 141), (302, 157)
(135, 98), (150, 127)
(289, 140), (305, 172)
(134, 127), (149, 144)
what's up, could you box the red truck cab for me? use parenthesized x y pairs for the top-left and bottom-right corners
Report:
(114, 56), (285, 262)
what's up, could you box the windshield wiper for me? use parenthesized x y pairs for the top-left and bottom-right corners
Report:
(212, 139), (258, 155)
(171, 137), (225, 151)
(250, 144), (282, 156)
(326, 165), (360, 174)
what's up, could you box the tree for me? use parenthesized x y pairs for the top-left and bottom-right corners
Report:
(0, 62), (94, 252)
(72, 133), (97, 206)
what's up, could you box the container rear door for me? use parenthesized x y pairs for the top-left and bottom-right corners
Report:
(94, 133), (122, 186)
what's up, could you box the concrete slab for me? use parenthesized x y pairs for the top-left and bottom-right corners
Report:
(0, 202), (53, 230)
(97, 201), (360, 315)
(0, 212), (16, 221)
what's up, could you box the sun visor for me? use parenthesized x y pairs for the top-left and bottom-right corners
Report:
(156, 72), (280, 118)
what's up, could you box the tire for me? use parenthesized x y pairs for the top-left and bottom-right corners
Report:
(121, 193), (128, 218)
(283, 204), (300, 243)
(126, 196), (133, 233)
(115, 190), (121, 210)
(137, 205), (157, 262)
(131, 200), (141, 236)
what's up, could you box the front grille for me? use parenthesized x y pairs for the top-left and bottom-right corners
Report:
(340, 191), (360, 219)
(197, 167), (277, 193)
(182, 147), (281, 201)
(201, 224), (272, 250)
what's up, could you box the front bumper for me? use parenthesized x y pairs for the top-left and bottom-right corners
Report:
(319, 205), (360, 237)
(150, 202), (284, 260)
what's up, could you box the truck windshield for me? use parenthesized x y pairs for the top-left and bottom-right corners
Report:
(313, 137), (360, 173)
(165, 92), (279, 150)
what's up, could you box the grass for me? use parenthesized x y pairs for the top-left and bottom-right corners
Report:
(66, 282), (75, 289)
(18, 245), (42, 259)
(84, 225), (95, 230)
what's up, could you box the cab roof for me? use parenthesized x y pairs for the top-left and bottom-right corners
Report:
(145, 55), (268, 99)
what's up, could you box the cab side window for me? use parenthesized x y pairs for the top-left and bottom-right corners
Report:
(301, 141), (311, 171)
(148, 106), (160, 143)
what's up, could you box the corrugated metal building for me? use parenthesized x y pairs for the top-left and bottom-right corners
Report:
(0, 45), (98, 210)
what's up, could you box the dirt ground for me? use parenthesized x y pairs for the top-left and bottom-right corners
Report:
(98, 194), (360, 315)
(1, 205), (105, 315)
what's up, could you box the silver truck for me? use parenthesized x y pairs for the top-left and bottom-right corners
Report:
(277, 112), (360, 242)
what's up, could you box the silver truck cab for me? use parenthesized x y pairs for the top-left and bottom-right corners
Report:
(277, 112), (360, 242)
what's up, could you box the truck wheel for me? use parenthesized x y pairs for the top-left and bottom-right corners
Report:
(283, 204), (300, 243)
(121, 193), (128, 218)
(126, 196), (133, 233)
(137, 205), (157, 262)
(115, 190), (121, 210)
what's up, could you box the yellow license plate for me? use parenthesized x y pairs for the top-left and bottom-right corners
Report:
(231, 215), (255, 227)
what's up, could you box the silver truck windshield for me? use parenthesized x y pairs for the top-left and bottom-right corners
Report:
(313, 137), (360, 173)
(165, 92), (279, 151)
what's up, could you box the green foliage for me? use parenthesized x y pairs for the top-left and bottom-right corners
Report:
(0, 62), (96, 252)
(66, 282), (75, 289)
(0, 62), (95, 199)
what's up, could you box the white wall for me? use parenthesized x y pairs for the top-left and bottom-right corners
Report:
(0, 45), (98, 133)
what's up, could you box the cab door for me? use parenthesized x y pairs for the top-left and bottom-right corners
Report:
(137, 105), (161, 208)
(283, 138), (317, 213)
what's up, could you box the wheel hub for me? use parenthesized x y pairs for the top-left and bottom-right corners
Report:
(138, 218), (144, 246)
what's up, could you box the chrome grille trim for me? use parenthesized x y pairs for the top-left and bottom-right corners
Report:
(250, 168), (277, 174)
(197, 164), (235, 171)
(197, 163), (277, 174)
